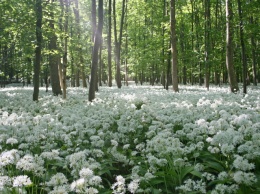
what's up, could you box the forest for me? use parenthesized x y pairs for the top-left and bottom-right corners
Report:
(0, 0), (259, 100)
(0, 0), (260, 193)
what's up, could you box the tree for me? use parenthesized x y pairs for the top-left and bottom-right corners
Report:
(204, 0), (210, 90)
(48, 0), (62, 96)
(113, 0), (126, 89)
(237, 0), (247, 94)
(61, 0), (69, 99)
(33, 0), (43, 101)
(170, 0), (179, 92)
(225, 0), (239, 93)
(89, 0), (103, 101)
(107, 0), (112, 87)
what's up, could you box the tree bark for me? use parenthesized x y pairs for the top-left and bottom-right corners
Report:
(33, 0), (42, 101)
(170, 0), (179, 92)
(89, 0), (103, 101)
(107, 0), (112, 87)
(204, 0), (210, 90)
(113, 0), (126, 89)
(237, 0), (247, 93)
(49, 0), (62, 96)
(225, 0), (239, 93)
(250, 15), (257, 86)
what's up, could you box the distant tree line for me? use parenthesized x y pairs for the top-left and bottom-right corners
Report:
(0, 0), (259, 100)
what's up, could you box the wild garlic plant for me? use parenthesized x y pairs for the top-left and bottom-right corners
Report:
(0, 84), (259, 193)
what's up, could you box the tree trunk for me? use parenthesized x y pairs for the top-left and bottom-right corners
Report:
(225, 0), (239, 93)
(62, 0), (69, 99)
(113, 0), (126, 89)
(92, 0), (97, 42)
(170, 0), (179, 92)
(237, 0), (247, 93)
(33, 0), (42, 101)
(250, 15), (257, 86)
(107, 0), (112, 87)
(89, 0), (103, 101)
(49, 0), (62, 96)
(204, 0), (210, 90)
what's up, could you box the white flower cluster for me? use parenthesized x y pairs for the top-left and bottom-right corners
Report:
(111, 175), (140, 194)
(0, 84), (260, 193)
(0, 149), (20, 167)
(71, 167), (102, 193)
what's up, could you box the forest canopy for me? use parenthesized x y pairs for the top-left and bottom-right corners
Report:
(0, 0), (259, 99)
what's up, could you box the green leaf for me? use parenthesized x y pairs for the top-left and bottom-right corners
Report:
(180, 166), (194, 180)
(190, 170), (203, 179)
(152, 188), (162, 194)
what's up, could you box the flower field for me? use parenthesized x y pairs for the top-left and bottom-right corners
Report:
(0, 84), (260, 194)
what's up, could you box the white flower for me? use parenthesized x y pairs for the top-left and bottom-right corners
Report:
(13, 175), (32, 187)
(79, 168), (94, 178)
(71, 178), (85, 192)
(47, 173), (68, 186)
(176, 179), (206, 194)
(206, 137), (213, 143)
(127, 180), (139, 194)
(233, 155), (255, 171)
(0, 176), (11, 190)
(89, 176), (102, 186)
(111, 140), (118, 147)
(16, 154), (35, 172)
(85, 187), (99, 194)
(218, 172), (229, 181)
(233, 171), (257, 186)
(40, 150), (61, 160)
(6, 137), (18, 145)
(49, 185), (69, 194)
(221, 143), (234, 156)
(212, 184), (238, 194)
(0, 149), (20, 167)
(111, 175), (126, 194)
(143, 172), (155, 181)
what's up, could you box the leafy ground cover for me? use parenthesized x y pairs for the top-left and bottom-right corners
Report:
(0, 84), (260, 194)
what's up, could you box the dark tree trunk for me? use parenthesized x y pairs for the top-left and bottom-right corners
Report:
(204, 0), (210, 90)
(113, 0), (126, 89)
(107, 0), (112, 87)
(237, 0), (247, 93)
(250, 15), (257, 86)
(170, 0), (179, 92)
(62, 0), (69, 99)
(225, 0), (239, 93)
(49, 0), (62, 96)
(92, 0), (97, 42)
(33, 0), (42, 101)
(89, 0), (103, 101)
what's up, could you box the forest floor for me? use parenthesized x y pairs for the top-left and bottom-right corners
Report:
(0, 83), (259, 193)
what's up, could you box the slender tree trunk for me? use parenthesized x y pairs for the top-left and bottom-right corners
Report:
(113, 0), (120, 88)
(225, 0), (239, 93)
(62, 0), (69, 99)
(166, 46), (171, 90)
(107, 0), (112, 87)
(33, 0), (42, 101)
(170, 0), (179, 92)
(99, 44), (102, 86)
(250, 16), (257, 86)
(89, 0), (103, 101)
(114, 0), (126, 89)
(49, 0), (62, 96)
(76, 69), (80, 87)
(204, 0), (210, 90)
(58, 59), (63, 89)
(237, 0), (247, 93)
(125, 0), (128, 86)
(92, 0), (97, 42)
